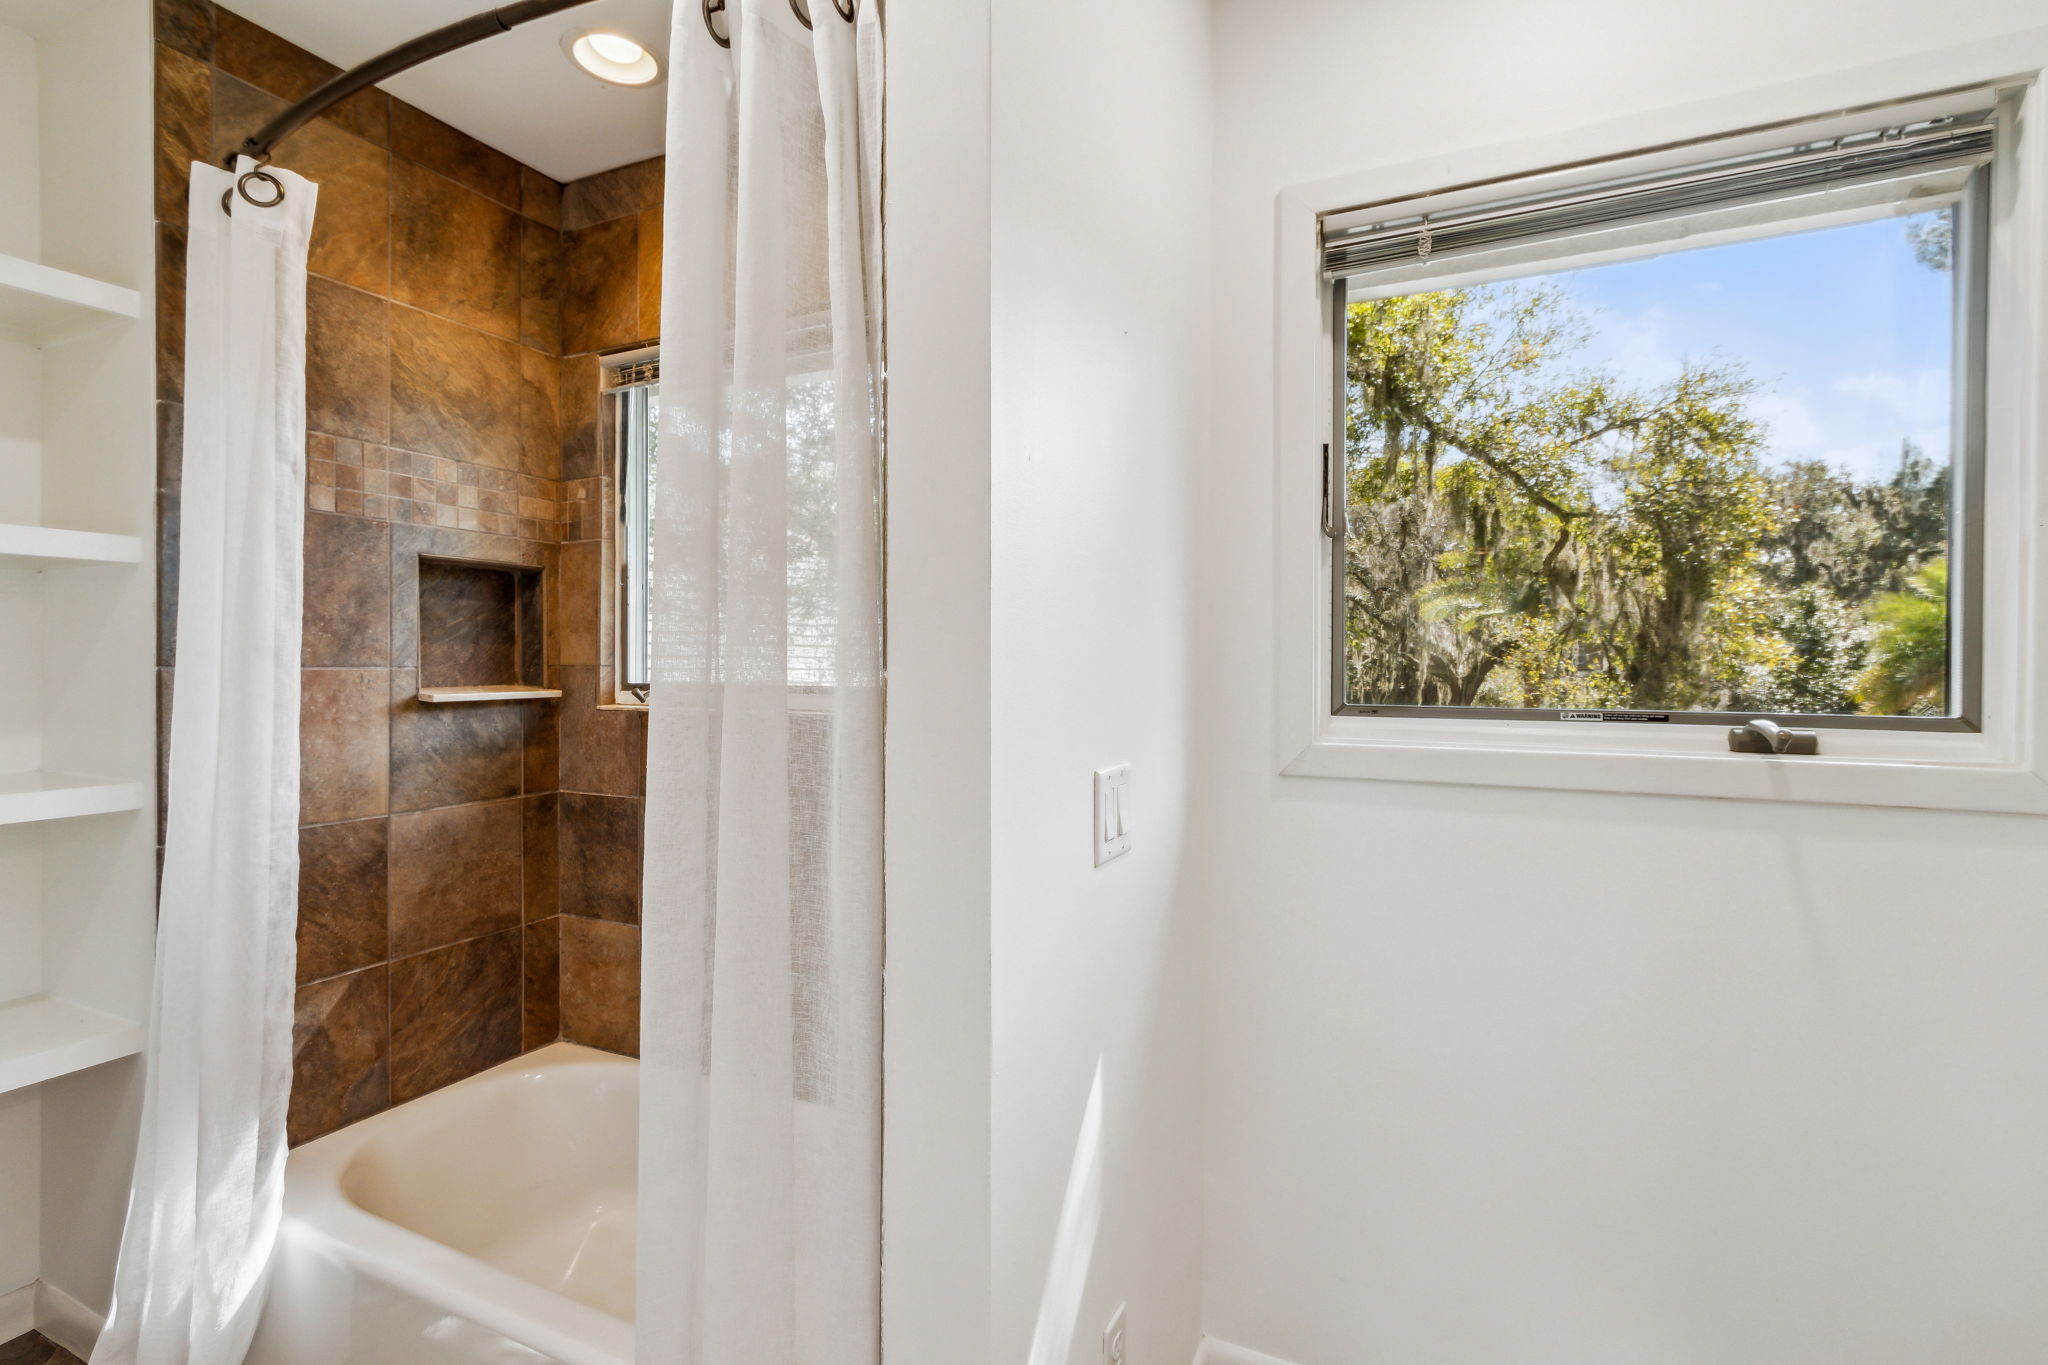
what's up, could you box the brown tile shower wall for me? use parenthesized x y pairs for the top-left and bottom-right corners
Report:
(151, 0), (655, 1146)
(549, 158), (665, 1058)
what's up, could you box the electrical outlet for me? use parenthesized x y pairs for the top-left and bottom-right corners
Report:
(1103, 1303), (1127, 1365)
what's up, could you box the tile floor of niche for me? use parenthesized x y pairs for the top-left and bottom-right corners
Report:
(0, 1333), (84, 1365)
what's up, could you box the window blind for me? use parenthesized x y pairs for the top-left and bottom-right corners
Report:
(603, 356), (660, 388)
(1321, 111), (1995, 283)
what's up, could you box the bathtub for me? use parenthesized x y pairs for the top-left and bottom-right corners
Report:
(245, 1043), (636, 1365)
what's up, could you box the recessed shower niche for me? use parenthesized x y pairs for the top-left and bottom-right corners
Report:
(414, 557), (561, 703)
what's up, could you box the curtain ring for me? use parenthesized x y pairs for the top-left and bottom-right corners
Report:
(831, 0), (854, 20)
(219, 167), (285, 217)
(789, 0), (812, 29)
(702, 0), (730, 47)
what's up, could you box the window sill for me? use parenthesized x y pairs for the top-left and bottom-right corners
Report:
(1283, 715), (2048, 813)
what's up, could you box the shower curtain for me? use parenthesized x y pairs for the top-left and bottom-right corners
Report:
(94, 159), (314, 1365)
(637, 0), (883, 1359)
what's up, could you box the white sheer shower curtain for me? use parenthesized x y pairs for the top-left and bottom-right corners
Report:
(95, 159), (315, 1365)
(637, 0), (883, 1359)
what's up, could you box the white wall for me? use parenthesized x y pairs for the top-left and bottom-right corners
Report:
(881, 0), (994, 1359)
(0, 19), (36, 263)
(989, 1), (1210, 1363)
(1199, 3), (2048, 1362)
(882, 0), (1212, 1359)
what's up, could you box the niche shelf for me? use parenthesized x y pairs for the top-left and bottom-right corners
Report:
(0, 523), (144, 567)
(0, 995), (145, 1097)
(419, 684), (562, 703)
(0, 771), (148, 827)
(414, 556), (556, 702)
(0, 252), (142, 347)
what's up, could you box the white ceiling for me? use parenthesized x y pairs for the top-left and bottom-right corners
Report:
(224, 0), (675, 183)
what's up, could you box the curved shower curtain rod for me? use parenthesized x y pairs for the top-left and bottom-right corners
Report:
(220, 0), (853, 211)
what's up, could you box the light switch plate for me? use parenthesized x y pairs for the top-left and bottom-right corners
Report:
(1094, 764), (1132, 866)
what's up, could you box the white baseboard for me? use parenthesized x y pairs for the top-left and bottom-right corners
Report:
(36, 1279), (105, 1360)
(1193, 1337), (1305, 1365)
(0, 1283), (33, 1343)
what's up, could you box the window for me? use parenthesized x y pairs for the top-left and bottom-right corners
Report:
(610, 355), (657, 701)
(609, 349), (844, 700)
(1323, 104), (1991, 731)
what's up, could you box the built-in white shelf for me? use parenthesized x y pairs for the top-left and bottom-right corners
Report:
(418, 684), (564, 703)
(0, 771), (146, 826)
(0, 523), (143, 568)
(0, 252), (142, 347)
(0, 995), (144, 1096)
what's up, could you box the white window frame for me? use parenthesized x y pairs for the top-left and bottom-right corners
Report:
(1272, 53), (2048, 812)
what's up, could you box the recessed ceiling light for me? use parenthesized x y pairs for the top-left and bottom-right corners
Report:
(567, 31), (661, 86)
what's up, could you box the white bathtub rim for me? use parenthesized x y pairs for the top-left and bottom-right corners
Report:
(283, 1042), (636, 1365)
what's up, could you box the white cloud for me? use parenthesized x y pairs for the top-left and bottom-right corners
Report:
(1578, 301), (1683, 387)
(1752, 378), (1949, 479)
(1834, 367), (1948, 428)
(1749, 391), (1824, 458)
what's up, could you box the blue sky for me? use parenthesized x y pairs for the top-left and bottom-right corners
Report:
(1543, 212), (1954, 481)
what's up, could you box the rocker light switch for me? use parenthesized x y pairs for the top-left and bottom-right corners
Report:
(1094, 764), (1132, 866)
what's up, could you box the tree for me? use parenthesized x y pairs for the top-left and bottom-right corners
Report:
(1905, 213), (1953, 273)
(1758, 442), (1947, 603)
(1342, 285), (1782, 710)
(1736, 582), (1868, 715)
(1856, 558), (1949, 715)
(1342, 212), (1958, 717)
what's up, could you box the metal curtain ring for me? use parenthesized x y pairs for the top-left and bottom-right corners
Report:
(790, 0), (812, 29)
(221, 167), (286, 216)
(703, 0), (730, 47)
(831, 0), (853, 20)
(239, 168), (286, 207)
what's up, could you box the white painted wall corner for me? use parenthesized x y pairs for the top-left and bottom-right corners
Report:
(34, 1278), (103, 1359)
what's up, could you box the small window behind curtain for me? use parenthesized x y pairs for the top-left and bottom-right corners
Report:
(1324, 103), (1992, 729)
(610, 356), (844, 698)
(613, 372), (656, 699)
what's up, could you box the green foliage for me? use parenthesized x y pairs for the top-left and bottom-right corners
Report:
(1759, 446), (1948, 602)
(1856, 558), (1949, 715)
(1341, 283), (1951, 716)
(1737, 583), (1869, 715)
